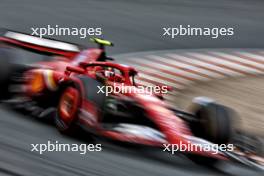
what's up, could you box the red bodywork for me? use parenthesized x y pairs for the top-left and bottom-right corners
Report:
(0, 31), (227, 160)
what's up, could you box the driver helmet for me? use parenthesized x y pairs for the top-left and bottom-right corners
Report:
(104, 67), (115, 78)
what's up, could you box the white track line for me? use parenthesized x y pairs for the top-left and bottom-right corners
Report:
(135, 79), (155, 87)
(138, 73), (185, 89)
(166, 53), (239, 76)
(208, 52), (264, 72)
(234, 52), (264, 64)
(147, 55), (223, 78)
(130, 64), (194, 85)
(186, 52), (259, 75)
(125, 59), (197, 83)
(128, 58), (209, 81)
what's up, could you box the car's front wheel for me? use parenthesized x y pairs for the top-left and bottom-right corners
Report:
(187, 97), (235, 166)
(55, 86), (81, 133)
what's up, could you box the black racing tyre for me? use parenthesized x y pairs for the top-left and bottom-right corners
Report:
(190, 101), (234, 144)
(187, 97), (235, 166)
(0, 48), (14, 99)
(0, 48), (29, 100)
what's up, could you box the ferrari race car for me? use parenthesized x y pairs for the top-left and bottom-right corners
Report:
(0, 29), (263, 171)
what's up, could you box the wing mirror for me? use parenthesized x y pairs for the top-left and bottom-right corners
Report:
(65, 66), (85, 75)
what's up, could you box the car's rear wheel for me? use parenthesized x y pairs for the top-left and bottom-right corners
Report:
(0, 48), (14, 99)
(0, 48), (29, 100)
(55, 86), (81, 133)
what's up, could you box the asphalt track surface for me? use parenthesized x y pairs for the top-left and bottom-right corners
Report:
(0, 0), (264, 175)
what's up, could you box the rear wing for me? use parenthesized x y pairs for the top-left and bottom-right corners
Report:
(0, 28), (81, 58)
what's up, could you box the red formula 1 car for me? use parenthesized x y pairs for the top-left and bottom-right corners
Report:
(0, 29), (263, 171)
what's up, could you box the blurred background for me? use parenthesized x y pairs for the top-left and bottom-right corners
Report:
(0, 0), (264, 175)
